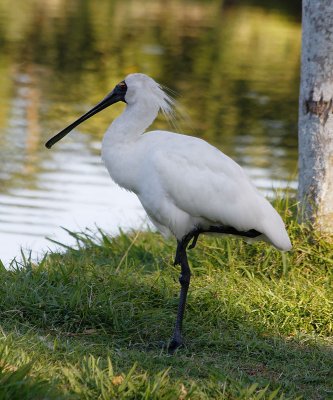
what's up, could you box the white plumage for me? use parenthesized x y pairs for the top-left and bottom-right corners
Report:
(101, 73), (291, 251)
(46, 72), (291, 351)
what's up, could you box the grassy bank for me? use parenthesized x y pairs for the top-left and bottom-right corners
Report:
(0, 201), (332, 399)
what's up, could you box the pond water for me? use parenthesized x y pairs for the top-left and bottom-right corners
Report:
(0, 0), (301, 265)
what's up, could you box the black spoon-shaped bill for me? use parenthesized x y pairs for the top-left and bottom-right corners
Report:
(45, 81), (127, 149)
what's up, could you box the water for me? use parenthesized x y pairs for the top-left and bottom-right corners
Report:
(0, 0), (301, 265)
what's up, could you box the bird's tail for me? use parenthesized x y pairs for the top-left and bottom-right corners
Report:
(261, 209), (292, 251)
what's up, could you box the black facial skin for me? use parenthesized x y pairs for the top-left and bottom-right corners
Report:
(45, 81), (127, 149)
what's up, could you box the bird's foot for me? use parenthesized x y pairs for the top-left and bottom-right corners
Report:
(167, 336), (184, 354)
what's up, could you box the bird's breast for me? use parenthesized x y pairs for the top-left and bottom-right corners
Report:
(101, 143), (140, 193)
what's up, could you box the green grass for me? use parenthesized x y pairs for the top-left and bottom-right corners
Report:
(0, 199), (332, 399)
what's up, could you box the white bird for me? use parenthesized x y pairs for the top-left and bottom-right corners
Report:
(46, 73), (292, 352)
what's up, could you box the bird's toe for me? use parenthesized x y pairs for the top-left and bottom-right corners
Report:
(167, 337), (184, 354)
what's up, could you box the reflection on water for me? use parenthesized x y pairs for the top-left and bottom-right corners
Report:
(0, 0), (301, 265)
(0, 134), (147, 265)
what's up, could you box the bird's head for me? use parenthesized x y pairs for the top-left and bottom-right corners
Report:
(45, 73), (174, 149)
(124, 73), (173, 113)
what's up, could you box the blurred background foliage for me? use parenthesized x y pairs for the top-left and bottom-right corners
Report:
(0, 0), (301, 159)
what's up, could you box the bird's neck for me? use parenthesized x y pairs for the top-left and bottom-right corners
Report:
(103, 101), (159, 146)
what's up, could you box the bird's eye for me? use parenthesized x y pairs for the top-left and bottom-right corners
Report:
(118, 81), (127, 90)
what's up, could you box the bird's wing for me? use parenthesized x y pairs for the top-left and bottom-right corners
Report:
(148, 133), (263, 230)
(137, 131), (291, 250)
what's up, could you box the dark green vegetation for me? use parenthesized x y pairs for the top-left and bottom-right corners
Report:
(0, 200), (332, 399)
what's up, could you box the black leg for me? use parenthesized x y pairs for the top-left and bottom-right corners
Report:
(168, 239), (191, 353)
(166, 225), (261, 353)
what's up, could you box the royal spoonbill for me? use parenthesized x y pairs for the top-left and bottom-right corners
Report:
(46, 73), (292, 352)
